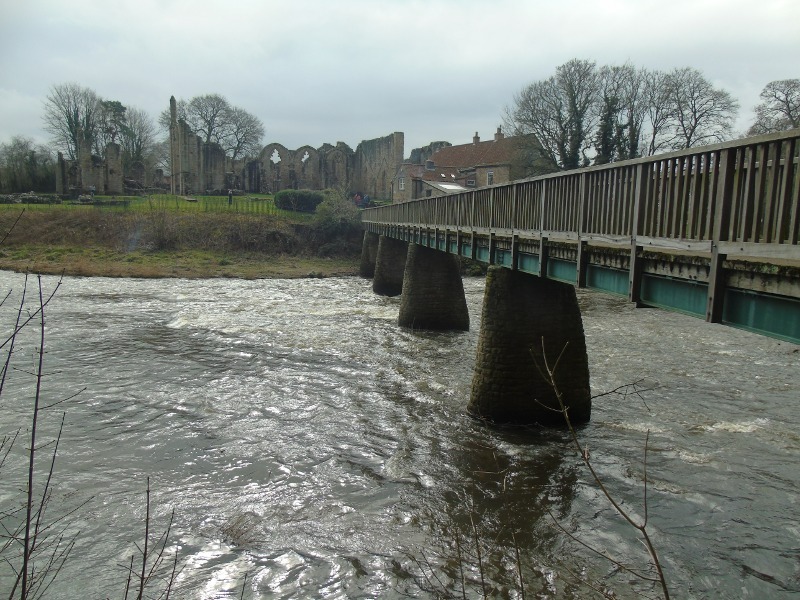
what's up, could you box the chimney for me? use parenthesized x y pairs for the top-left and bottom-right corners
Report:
(494, 127), (504, 141)
(473, 131), (480, 145)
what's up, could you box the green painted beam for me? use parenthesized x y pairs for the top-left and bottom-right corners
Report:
(547, 259), (576, 283)
(518, 253), (539, 275)
(723, 289), (800, 344)
(640, 274), (707, 317)
(586, 265), (628, 296)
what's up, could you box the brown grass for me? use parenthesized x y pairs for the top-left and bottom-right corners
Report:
(0, 208), (362, 279)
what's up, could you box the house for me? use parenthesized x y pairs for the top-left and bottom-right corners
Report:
(394, 128), (529, 202)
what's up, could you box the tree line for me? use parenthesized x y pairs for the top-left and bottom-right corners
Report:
(504, 59), (799, 174)
(0, 83), (266, 194)
(1, 70), (798, 194)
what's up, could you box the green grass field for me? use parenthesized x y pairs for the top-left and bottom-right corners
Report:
(0, 193), (317, 221)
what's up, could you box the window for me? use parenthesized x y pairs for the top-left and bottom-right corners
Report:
(399, 177), (405, 191)
(466, 179), (476, 187)
(487, 171), (494, 186)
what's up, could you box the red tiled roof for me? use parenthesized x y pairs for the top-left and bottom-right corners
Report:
(401, 163), (465, 182)
(429, 134), (519, 169)
(420, 165), (462, 182)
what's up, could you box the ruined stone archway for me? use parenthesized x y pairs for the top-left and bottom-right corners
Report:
(292, 145), (321, 190)
(259, 143), (291, 193)
(324, 147), (350, 190)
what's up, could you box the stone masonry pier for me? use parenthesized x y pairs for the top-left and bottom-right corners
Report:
(398, 244), (469, 331)
(468, 267), (591, 425)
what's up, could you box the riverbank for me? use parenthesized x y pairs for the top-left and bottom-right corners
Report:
(0, 205), (362, 279)
(0, 246), (360, 279)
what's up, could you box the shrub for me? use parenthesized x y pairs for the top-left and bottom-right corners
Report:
(313, 187), (361, 237)
(273, 189), (324, 213)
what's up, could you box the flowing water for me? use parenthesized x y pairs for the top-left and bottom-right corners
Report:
(0, 270), (798, 599)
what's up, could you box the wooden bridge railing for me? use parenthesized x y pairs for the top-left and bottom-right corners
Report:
(362, 128), (800, 260)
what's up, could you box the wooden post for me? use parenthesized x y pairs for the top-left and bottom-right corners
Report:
(706, 148), (736, 322)
(470, 230), (478, 261)
(706, 245), (727, 323)
(538, 237), (549, 278)
(511, 234), (520, 271)
(576, 240), (589, 288)
(576, 172), (589, 288)
(629, 163), (647, 305)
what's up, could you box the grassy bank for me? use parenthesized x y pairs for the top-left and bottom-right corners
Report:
(0, 201), (363, 279)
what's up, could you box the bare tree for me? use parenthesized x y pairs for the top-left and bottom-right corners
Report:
(0, 137), (56, 193)
(147, 139), (171, 177)
(643, 70), (677, 155)
(186, 94), (232, 146)
(157, 99), (187, 134)
(747, 78), (800, 135)
(224, 106), (265, 161)
(160, 94), (265, 160)
(666, 67), (738, 149)
(594, 63), (648, 163)
(505, 58), (599, 171)
(97, 100), (127, 150)
(617, 66), (650, 159)
(120, 107), (157, 177)
(42, 83), (101, 161)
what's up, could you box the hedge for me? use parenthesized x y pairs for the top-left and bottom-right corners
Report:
(274, 189), (324, 213)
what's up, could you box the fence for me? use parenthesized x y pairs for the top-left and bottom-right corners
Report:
(362, 128), (800, 260)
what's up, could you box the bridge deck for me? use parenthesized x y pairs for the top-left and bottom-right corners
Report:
(362, 129), (800, 343)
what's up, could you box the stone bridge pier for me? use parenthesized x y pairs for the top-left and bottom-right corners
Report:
(398, 244), (469, 330)
(371, 235), (407, 297)
(362, 233), (592, 425)
(468, 267), (591, 425)
(359, 231), (379, 278)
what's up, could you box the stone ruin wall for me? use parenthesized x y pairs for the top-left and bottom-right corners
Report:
(239, 133), (403, 199)
(169, 97), (405, 200)
(169, 98), (228, 195)
(351, 132), (404, 200)
(251, 143), (326, 193)
(55, 138), (123, 196)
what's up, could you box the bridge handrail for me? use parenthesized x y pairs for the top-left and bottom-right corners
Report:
(362, 128), (800, 258)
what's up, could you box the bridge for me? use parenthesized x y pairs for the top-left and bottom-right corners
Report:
(358, 128), (800, 425)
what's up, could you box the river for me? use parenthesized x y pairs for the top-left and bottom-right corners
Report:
(0, 270), (797, 599)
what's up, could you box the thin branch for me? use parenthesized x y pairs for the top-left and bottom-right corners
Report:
(533, 338), (670, 599)
(469, 511), (487, 599)
(239, 572), (248, 600)
(20, 275), (48, 599)
(545, 507), (658, 582)
(0, 210), (25, 247)
(138, 478), (151, 600)
(0, 274), (63, 354)
(511, 532), (525, 600)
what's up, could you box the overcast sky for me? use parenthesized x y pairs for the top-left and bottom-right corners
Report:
(1, 0), (798, 158)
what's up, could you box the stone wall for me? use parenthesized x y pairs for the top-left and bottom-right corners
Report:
(407, 141), (450, 165)
(351, 132), (404, 200)
(241, 135), (403, 200)
(170, 98), (204, 195)
(54, 141), (123, 196)
(168, 96), (404, 200)
(202, 142), (227, 192)
(250, 142), (328, 193)
(105, 143), (123, 194)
